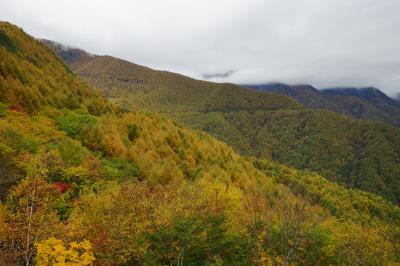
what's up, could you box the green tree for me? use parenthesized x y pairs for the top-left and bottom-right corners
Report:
(144, 215), (249, 266)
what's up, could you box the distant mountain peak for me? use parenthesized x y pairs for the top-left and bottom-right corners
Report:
(41, 39), (95, 64)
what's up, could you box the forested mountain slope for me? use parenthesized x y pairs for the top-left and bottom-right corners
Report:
(0, 23), (113, 115)
(46, 40), (400, 204)
(321, 87), (400, 126)
(246, 83), (400, 127)
(245, 83), (343, 112)
(42, 40), (302, 113)
(1, 21), (399, 265)
(2, 105), (399, 265)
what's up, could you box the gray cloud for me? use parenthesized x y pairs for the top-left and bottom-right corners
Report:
(1, 0), (399, 95)
(203, 70), (235, 80)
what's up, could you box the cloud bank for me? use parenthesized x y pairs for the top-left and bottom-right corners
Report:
(1, 0), (399, 95)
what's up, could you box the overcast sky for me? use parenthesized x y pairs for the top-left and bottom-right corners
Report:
(1, 0), (400, 95)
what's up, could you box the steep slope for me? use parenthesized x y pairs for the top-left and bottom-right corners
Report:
(46, 41), (400, 204)
(0, 22), (113, 114)
(1, 22), (399, 265)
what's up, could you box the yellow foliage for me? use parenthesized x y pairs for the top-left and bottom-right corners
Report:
(0, 22), (114, 114)
(66, 179), (249, 264)
(35, 237), (95, 266)
(323, 221), (395, 266)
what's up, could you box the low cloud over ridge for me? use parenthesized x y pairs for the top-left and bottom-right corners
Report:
(1, 0), (399, 95)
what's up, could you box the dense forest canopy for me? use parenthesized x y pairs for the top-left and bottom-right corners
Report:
(46, 40), (400, 204)
(0, 21), (399, 265)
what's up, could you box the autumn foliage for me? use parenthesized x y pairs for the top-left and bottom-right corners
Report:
(35, 237), (95, 266)
(0, 21), (399, 265)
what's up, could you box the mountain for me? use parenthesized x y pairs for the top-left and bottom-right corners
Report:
(246, 83), (400, 127)
(43, 40), (302, 113)
(45, 40), (400, 204)
(321, 87), (400, 125)
(321, 87), (400, 107)
(1, 21), (400, 265)
(245, 83), (343, 112)
(40, 39), (95, 66)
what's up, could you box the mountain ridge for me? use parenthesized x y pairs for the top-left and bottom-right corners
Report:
(246, 83), (400, 127)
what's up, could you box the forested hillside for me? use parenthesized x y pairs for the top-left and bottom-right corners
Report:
(246, 83), (400, 127)
(321, 87), (400, 126)
(1, 22), (400, 265)
(42, 41), (302, 113)
(46, 40), (400, 204)
(0, 23), (113, 115)
(245, 83), (343, 113)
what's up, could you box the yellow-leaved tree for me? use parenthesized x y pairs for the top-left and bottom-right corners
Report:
(35, 237), (95, 266)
